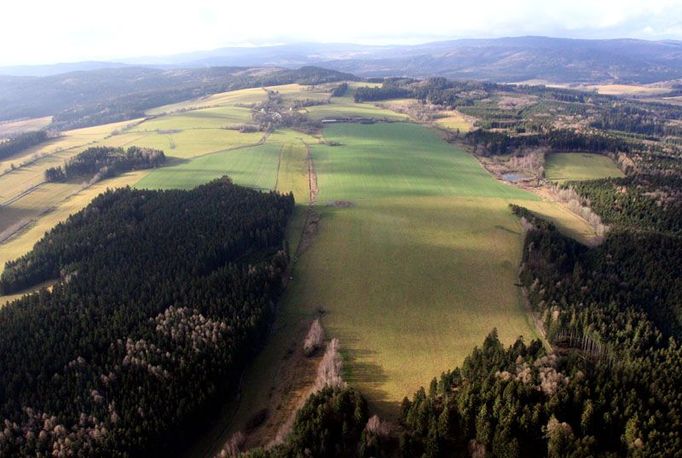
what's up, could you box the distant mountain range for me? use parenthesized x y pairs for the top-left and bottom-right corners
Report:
(3, 36), (682, 83)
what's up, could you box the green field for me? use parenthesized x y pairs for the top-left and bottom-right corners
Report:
(136, 143), (280, 191)
(226, 122), (545, 438)
(135, 129), (316, 199)
(305, 102), (409, 121)
(545, 152), (624, 183)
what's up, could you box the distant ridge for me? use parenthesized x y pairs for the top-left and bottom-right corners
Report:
(3, 36), (682, 83)
(0, 61), (129, 77)
(135, 36), (682, 83)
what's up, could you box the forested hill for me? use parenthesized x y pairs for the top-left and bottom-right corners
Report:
(0, 66), (357, 129)
(319, 37), (682, 83)
(0, 178), (294, 456)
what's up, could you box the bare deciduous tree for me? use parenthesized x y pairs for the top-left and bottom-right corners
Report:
(303, 319), (324, 356)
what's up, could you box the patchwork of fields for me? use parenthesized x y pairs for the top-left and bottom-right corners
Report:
(0, 83), (601, 451)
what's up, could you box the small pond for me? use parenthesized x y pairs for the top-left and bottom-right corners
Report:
(501, 172), (531, 183)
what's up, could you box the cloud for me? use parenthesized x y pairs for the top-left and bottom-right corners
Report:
(1, 0), (681, 65)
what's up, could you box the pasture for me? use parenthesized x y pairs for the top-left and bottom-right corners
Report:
(304, 102), (408, 121)
(135, 129), (316, 199)
(230, 122), (545, 434)
(136, 143), (280, 191)
(0, 116), (52, 139)
(434, 110), (475, 132)
(545, 152), (624, 183)
(145, 87), (268, 116)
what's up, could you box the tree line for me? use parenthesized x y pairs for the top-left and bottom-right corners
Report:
(0, 130), (48, 161)
(44, 146), (166, 183)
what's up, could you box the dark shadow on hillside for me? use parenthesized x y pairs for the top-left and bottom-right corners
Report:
(337, 336), (398, 418)
(161, 156), (191, 167)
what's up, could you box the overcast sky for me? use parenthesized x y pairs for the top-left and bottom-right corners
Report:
(1, 0), (682, 66)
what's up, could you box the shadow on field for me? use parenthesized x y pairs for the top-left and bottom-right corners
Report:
(343, 344), (398, 417)
(161, 156), (191, 167)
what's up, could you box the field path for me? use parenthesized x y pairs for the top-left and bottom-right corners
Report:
(305, 142), (318, 204)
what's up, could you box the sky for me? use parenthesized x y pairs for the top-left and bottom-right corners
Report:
(1, 0), (682, 66)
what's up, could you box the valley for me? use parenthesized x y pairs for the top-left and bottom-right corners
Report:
(1, 70), (679, 456)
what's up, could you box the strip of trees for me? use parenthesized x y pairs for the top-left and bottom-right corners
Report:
(0, 130), (48, 161)
(44, 146), (165, 183)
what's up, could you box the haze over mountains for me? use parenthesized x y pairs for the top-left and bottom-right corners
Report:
(3, 36), (682, 83)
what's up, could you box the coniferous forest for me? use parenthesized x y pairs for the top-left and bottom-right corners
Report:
(44, 146), (166, 183)
(0, 131), (48, 161)
(0, 178), (294, 456)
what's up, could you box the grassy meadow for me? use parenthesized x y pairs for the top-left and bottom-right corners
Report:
(227, 122), (550, 444)
(305, 102), (409, 121)
(434, 110), (475, 132)
(545, 152), (624, 183)
(0, 116), (53, 139)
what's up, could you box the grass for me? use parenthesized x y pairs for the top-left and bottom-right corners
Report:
(228, 124), (600, 442)
(131, 106), (254, 132)
(229, 122), (544, 433)
(305, 102), (409, 121)
(0, 116), (52, 139)
(521, 200), (597, 245)
(434, 110), (474, 132)
(0, 182), (82, 235)
(136, 143), (280, 191)
(315, 123), (531, 202)
(124, 129), (263, 159)
(145, 87), (268, 116)
(268, 83), (332, 102)
(135, 129), (318, 195)
(545, 152), (624, 183)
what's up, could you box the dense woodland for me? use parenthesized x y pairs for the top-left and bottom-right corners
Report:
(464, 128), (632, 156)
(570, 175), (682, 236)
(0, 178), (294, 456)
(331, 82), (349, 97)
(354, 84), (412, 102)
(44, 146), (166, 183)
(250, 387), (371, 458)
(0, 130), (48, 161)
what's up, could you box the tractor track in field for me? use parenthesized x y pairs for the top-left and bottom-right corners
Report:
(305, 142), (318, 204)
(0, 182), (46, 208)
(294, 142), (320, 258)
(197, 140), (323, 456)
(273, 144), (285, 191)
